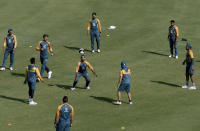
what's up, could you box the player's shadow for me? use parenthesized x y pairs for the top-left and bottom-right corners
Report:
(142, 51), (168, 57)
(53, 84), (85, 90)
(0, 95), (27, 104)
(64, 45), (90, 52)
(151, 80), (181, 88)
(11, 72), (25, 77)
(90, 96), (116, 104)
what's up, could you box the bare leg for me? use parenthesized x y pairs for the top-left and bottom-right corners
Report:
(117, 91), (121, 101)
(127, 92), (132, 101)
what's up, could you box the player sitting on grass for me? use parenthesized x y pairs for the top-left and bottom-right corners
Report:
(54, 96), (74, 131)
(182, 43), (196, 90)
(71, 55), (97, 90)
(24, 57), (43, 105)
(114, 62), (132, 105)
(36, 34), (53, 79)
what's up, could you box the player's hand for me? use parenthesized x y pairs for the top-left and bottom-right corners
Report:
(70, 123), (72, 128)
(93, 72), (97, 77)
(54, 123), (57, 128)
(24, 80), (27, 84)
(51, 52), (54, 56)
(182, 61), (185, 65)
(41, 48), (44, 51)
(99, 32), (101, 37)
(87, 30), (90, 36)
(192, 66), (194, 70)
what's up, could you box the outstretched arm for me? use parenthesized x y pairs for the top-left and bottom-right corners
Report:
(36, 41), (41, 51)
(36, 68), (43, 81)
(87, 20), (91, 35)
(48, 42), (54, 56)
(86, 62), (97, 77)
(13, 35), (17, 49)
(24, 67), (28, 84)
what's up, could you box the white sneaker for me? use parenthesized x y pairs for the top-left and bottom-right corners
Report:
(71, 87), (75, 91)
(97, 49), (100, 53)
(48, 71), (52, 79)
(169, 55), (172, 58)
(86, 86), (90, 90)
(128, 101), (133, 105)
(92, 50), (95, 53)
(182, 85), (189, 89)
(188, 86), (196, 90)
(9, 67), (13, 71)
(175, 56), (178, 59)
(114, 101), (122, 105)
(0, 67), (5, 71)
(29, 101), (37, 105)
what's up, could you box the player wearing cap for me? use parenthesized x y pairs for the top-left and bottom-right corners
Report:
(0, 29), (17, 71)
(182, 43), (196, 90)
(114, 62), (132, 105)
(87, 12), (102, 53)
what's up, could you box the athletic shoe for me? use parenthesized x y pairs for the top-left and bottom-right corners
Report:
(128, 101), (133, 105)
(48, 71), (52, 79)
(86, 86), (90, 90)
(9, 67), (13, 71)
(71, 87), (75, 91)
(97, 49), (100, 53)
(169, 55), (172, 58)
(114, 101), (122, 105)
(92, 50), (95, 53)
(188, 86), (196, 90)
(175, 56), (178, 59)
(29, 101), (37, 105)
(182, 85), (188, 89)
(0, 67), (5, 71)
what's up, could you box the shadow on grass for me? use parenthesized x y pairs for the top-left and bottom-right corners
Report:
(0, 95), (27, 104)
(90, 96), (116, 104)
(11, 72), (25, 77)
(142, 50), (168, 57)
(151, 80), (181, 88)
(64, 45), (91, 52)
(49, 84), (85, 90)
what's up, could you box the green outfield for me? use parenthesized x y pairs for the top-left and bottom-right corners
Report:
(1, 0), (200, 130)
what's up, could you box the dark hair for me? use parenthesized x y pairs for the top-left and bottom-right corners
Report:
(63, 96), (68, 103)
(92, 12), (96, 16)
(30, 57), (35, 64)
(43, 34), (49, 38)
(81, 54), (85, 58)
(170, 20), (175, 23)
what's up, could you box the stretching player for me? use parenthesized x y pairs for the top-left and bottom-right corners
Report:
(182, 43), (196, 90)
(114, 62), (132, 105)
(24, 57), (43, 105)
(71, 55), (97, 90)
(36, 34), (53, 79)
(0, 29), (17, 71)
(87, 12), (102, 53)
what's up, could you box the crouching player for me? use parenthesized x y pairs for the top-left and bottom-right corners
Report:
(54, 96), (74, 131)
(71, 55), (97, 90)
(24, 57), (43, 105)
(114, 62), (132, 105)
(182, 43), (196, 90)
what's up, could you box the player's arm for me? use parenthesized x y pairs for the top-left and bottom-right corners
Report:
(54, 107), (61, 128)
(190, 51), (195, 70)
(35, 41), (41, 51)
(3, 36), (7, 52)
(48, 42), (54, 56)
(175, 26), (179, 41)
(35, 68), (44, 81)
(86, 62), (97, 77)
(24, 67), (28, 84)
(75, 62), (80, 80)
(168, 27), (170, 39)
(70, 106), (74, 128)
(97, 19), (102, 36)
(87, 20), (91, 35)
(13, 35), (17, 50)
(117, 71), (123, 88)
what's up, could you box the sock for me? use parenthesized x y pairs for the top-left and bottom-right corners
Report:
(192, 83), (195, 86)
(186, 81), (189, 86)
(73, 81), (77, 88)
(86, 81), (90, 87)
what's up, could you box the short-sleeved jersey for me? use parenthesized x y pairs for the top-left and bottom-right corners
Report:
(40, 41), (50, 58)
(56, 104), (74, 123)
(120, 68), (131, 84)
(75, 61), (93, 73)
(168, 25), (179, 39)
(88, 18), (101, 32)
(186, 50), (194, 65)
(25, 65), (42, 83)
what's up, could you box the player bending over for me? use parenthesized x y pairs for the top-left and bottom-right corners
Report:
(182, 43), (196, 90)
(24, 57), (43, 105)
(36, 34), (53, 79)
(54, 96), (74, 131)
(114, 62), (132, 105)
(71, 55), (97, 90)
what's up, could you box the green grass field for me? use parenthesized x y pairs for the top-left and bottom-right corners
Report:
(1, 0), (200, 131)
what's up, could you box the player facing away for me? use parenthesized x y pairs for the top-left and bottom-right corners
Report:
(0, 29), (17, 71)
(36, 34), (53, 79)
(71, 55), (97, 90)
(168, 20), (179, 59)
(54, 96), (74, 131)
(87, 12), (102, 53)
(114, 62), (132, 105)
(182, 43), (196, 90)
(24, 57), (43, 105)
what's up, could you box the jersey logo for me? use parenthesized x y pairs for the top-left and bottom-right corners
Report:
(64, 108), (69, 112)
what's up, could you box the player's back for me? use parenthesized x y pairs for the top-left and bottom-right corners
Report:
(59, 104), (73, 123)
(27, 65), (37, 83)
(121, 68), (131, 84)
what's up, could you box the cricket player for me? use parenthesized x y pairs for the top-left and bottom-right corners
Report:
(36, 34), (53, 79)
(71, 55), (97, 90)
(182, 43), (196, 90)
(0, 29), (17, 71)
(114, 62), (132, 105)
(87, 12), (102, 53)
(54, 96), (74, 131)
(24, 57), (43, 105)
(168, 20), (179, 59)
